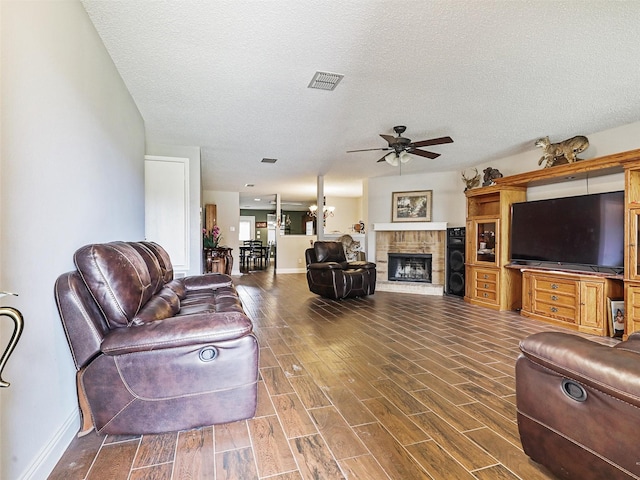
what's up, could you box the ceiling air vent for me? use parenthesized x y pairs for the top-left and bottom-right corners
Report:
(308, 71), (344, 91)
(261, 158), (278, 164)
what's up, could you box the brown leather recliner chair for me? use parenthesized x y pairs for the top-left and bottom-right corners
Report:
(516, 331), (640, 479)
(55, 241), (258, 435)
(305, 241), (376, 299)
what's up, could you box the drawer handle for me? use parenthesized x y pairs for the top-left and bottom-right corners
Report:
(551, 284), (559, 289)
(550, 307), (558, 313)
(483, 274), (489, 279)
(551, 295), (558, 301)
(483, 293), (489, 298)
(484, 283), (489, 288)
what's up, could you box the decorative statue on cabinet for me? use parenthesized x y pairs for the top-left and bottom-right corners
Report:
(461, 168), (480, 191)
(536, 135), (589, 168)
(482, 167), (503, 187)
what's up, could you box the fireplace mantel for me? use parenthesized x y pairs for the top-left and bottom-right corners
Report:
(373, 222), (447, 231)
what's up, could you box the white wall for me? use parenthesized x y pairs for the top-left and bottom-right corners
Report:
(324, 196), (362, 234)
(146, 144), (202, 276)
(202, 190), (240, 274)
(277, 235), (316, 273)
(471, 121), (640, 200)
(366, 170), (464, 259)
(368, 170), (465, 227)
(1, 2), (145, 478)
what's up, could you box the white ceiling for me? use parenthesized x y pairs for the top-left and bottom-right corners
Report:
(83, 0), (640, 209)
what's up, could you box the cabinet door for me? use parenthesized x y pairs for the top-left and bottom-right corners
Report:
(579, 280), (606, 335)
(625, 283), (640, 336)
(521, 271), (532, 313)
(474, 219), (499, 266)
(627, 209), (640, 281)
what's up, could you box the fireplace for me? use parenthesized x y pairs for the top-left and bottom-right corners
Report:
(388, 253), (432, 283)
(374, 222), (446, 295)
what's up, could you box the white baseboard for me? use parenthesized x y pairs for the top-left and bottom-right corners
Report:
(18, 409), (79, 480)
(275, 267), (307, 274)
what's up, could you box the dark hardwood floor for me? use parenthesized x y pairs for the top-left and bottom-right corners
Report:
(49, 268), (606, 480)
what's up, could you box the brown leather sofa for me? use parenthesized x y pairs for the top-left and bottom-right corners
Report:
(55, 241), (258, 435)
(305, 241), (376, 299)
(516, 331), (640, 479)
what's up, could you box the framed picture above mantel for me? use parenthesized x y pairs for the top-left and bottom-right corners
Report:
(392, 190), (432, 222)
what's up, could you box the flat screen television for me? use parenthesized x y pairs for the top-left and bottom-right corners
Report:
(510, 191), (624, 272)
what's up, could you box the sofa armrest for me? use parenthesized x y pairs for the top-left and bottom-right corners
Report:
(101, 311), (253, 355)
(519, 332), (640, 405)
(182, 273), (233, 290)
(343, 261), (376, 270)
(307, 262), (344, 271)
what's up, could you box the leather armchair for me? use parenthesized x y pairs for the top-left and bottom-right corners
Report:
(55, 241), (258, 435)
(516, 331), (640, 479)
(305, 241), (376, 299)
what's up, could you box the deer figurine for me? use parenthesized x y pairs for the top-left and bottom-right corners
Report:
(461, 168), (480, 191)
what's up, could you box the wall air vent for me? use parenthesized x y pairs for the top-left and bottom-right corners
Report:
(261, 158), (278, 164)
(308, 71), (344, 91)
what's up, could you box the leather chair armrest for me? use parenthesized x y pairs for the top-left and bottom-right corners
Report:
(344, 261), (376, 270)
(101, 311), (253, 355)
(307, 262), (344, 270)
(519, 332), (640, 405)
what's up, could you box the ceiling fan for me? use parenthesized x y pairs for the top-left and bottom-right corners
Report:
(347, 126), (453, 166)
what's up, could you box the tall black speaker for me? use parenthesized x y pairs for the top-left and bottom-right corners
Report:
(446, 227), (465, 297)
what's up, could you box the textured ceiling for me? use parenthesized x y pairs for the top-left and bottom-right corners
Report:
(83, 0), (640, 208)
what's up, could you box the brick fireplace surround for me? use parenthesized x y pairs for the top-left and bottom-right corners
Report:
(373, 222), (447, 295)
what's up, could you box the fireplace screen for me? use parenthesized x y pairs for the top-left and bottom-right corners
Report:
(388, 253), (432, 283)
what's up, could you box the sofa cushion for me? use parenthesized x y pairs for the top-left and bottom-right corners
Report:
(165, 279), (186, 299)
(132, 287), (181, 325)
(74, 242), (154, 328)
(128, 242), (165, 294)
(314, 241), (346, 263)
(141, 241), (174, 283)
(183, 273), (233, 290)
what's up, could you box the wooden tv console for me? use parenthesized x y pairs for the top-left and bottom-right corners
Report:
(520, 268), (623, 336)
(464, 148), (640, 338)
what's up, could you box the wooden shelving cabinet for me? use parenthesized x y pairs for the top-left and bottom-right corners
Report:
(464, 185), (526, 311)
(464, 147), (640, 336)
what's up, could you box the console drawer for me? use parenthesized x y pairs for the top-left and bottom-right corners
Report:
(533, 290), (577, 307)
(532, 300), (577, 324)
(533, 277), (577, 296)
(472, 268), (499, 305)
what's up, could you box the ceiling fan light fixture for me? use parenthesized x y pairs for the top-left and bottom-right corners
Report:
(385, 152), (399, 166)
(400, 152), (412, 164)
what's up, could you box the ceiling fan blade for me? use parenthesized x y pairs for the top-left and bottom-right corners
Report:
(410, 149), (441, 159)
(346, 147), (390, 153)
(411, 136), (454, 148)
(377, 153), (391, 163)
(379, 134), (397, 145)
